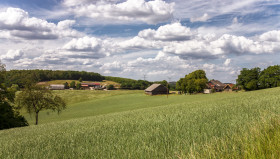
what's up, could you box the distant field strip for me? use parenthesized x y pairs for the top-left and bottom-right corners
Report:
(1, 88), (280, 158)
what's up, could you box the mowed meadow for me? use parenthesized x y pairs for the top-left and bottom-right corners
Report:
(1, 88), (280, 158)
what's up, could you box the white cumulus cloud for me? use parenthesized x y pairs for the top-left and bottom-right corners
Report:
(162, 29), (280, 59)
(1, 49), (24, 61)
(259, 30), (280, 42)
(64, 0), (174, 24)
(118, 36), (164, 50)
(63, 36), (112, 59)
(0, 7), (79, 40)
(138, 22), (194, 41)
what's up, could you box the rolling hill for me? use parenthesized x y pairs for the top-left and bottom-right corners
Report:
(1, 88), (280, 158)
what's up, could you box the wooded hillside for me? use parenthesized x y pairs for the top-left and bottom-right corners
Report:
(5, 70), (104, 87)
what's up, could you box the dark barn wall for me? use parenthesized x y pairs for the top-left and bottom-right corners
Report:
(152, 91), (168, 95)
(145, 88), (168, 95)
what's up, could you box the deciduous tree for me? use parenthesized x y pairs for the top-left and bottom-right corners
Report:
(176, 70), (208, 94)
(16, 85), (66, 125)
(259, 65), (280, 88)
(76, 82), (81, 89)
(236, 67), (261, 91)
(70, 81), (76, 88)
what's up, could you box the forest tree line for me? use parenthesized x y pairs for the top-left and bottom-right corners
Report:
(5, 70), (104, 87)
(5, 70), (169, 90)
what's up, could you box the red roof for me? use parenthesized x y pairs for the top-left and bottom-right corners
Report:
(81, 83), (100, 86)
(208, 83), (215, 89)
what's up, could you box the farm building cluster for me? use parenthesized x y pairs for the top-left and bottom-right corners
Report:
(48, 79), (237, 95)
(144, 80), (237, 95)
(49, 83), (103, 90)
(204, 80), (237, 94)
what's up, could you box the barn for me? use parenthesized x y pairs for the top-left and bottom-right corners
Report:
(145, 84), (168, 95)
(49, 84), (65, 90)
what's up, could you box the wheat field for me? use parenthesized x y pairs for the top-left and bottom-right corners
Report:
(1, 88), (280, 158)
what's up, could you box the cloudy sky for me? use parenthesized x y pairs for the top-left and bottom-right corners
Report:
(0, 0), (280, 83)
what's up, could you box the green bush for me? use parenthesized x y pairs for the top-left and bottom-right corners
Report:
(0, 101), (28, 130)
(70, 81), (76, 88)
(107, 84), (115, 90)
(76, 82), (81, 90)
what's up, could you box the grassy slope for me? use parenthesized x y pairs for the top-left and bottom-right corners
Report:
(24, 90), (212, 125)
(1, 88), (280, 158)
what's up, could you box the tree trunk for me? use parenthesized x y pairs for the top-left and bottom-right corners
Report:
(35, 112), (39, 125)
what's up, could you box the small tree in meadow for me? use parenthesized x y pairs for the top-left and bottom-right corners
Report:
(79, 77), (83, 82)
(16, 85), (66, 125)
(70, 81), (76, 89)
(76, 82), (81, 89)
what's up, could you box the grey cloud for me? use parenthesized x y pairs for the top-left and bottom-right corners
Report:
(67, 53), (107, 59)
(10, 30), (59, 40)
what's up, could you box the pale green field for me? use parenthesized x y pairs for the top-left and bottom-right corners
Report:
(24, 90), (209, 125)
(1, 88), (280, 158)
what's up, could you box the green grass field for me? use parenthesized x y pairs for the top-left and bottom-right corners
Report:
(1, 88), (280, 158)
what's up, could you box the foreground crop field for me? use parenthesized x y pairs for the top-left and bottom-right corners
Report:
(1, 88), (280, 158)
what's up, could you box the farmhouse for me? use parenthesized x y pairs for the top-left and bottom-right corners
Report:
(145, 84), (168, 95)
(81, 83), (101, 90)
(207, 80), (226, 92)
(49, 84), (65, 90)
